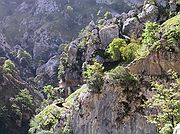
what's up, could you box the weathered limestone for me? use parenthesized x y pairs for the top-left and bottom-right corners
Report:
(128, 49), (180, 75)
(99, 25), (119, 47)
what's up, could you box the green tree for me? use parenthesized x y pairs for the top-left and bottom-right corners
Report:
(142, 22), (160, 48)
(15, 89), (34, 109)
(17, 49), (32, 62)
(120, 38), (141, 62)
(0, 89), (34, 134)
(106, 38), (127, 61)
(83, 61), (104, 92)
(3, 59), (15, 74)
(145, 70), (180, 133)
(43, 85), (55, 100)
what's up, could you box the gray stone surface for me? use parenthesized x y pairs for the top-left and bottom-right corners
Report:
(72, 83), (157, 134)
(122, 17), (143, 37)
(99, 25), (119, 47)
(138, 4), (159, 23)
(36, 55), (59, 77)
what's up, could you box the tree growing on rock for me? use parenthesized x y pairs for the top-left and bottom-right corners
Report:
(3, 59), (15, 74)
(83, 61), (104, 93)
(145, 70), (180, 134)
(106, 38), (127, 61)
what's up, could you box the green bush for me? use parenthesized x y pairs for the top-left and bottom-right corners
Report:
(106, 66), (138, 86)
(176, 0), (180, 5)
(83, 61), (104, 92)
(3, 59), (15, 74)
(0, 89), (34, 134)
(15, 89), (34, 109)
(159, 124), (173, 134)
(17, 50), (32, 62)
(142, 22), (160, 48)
(120, 38), (141, 62)
(162, 14), (180, 49)
(104, 11), (112, 20)
(145, 70), (180, 132)
(106, 38), (127, 61)
(43, 85), (56, 100)
(29, 104), (62, 134)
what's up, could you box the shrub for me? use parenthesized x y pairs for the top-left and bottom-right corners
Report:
(145, 70), (180, 132)
(3, 59), (15, 74)
(29, 105), (62, 134)
(15, 89), (34, 110)
(104, 11), (112, 19)
(142, 22), (160, 48)
(159, 124), (173, 134)
(120, 38), (141, 62)
(162, 14), (180, 49)
(43, 85), (55, 100)
(83, 61), (104, 92)
(106, 38), (127, 61)
(17, 49), (32, 62)
(0, 89), (34, 134)
(176, 0), (180, 5)
(106, 66), (138, 86)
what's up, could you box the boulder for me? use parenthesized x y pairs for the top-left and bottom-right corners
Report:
(36, 55), (59, 78)
(127, 9), (138, 18)
(99, 25), (119, 47)
(128, 49), (180, 76)
(138, 4), (159, 23)
(68, 43), (78, 64)
(122, 17), (143, 37)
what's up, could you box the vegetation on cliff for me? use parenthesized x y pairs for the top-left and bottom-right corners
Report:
(0, 0), (180, 134)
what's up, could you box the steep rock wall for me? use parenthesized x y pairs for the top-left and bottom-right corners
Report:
(72, 83), (157, 134)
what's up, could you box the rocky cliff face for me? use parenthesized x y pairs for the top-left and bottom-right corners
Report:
(0, 0), (131, 65)
(72, 82), (156, 134)
(0, 0), (132, 133)
(54, 1), (179, 134)
(0, 0), (180, 134)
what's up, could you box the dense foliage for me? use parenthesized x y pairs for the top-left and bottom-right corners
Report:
(106, 66), (138, 86)
(3, 59), (15, 74)
(83, 61), (104, 92)
(0, 89), (34, 134)
(145, 70), (180, 133)
(162, 14), (180, 49)
(142, 22), (160, 48)
(106, 38), (127, 61)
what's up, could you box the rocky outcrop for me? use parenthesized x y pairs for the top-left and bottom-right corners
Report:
(36, 55), (59, 78)
(128, 49), (180, 76)
(35, 55), (59, 88)
(122, 17), (143, 37)
(72, 82), (156, 134)
(99, 25), (119, 47)
(68, 43), (78, 64)
(138, 4), (159, 23)
(34, 0), (58, 15)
